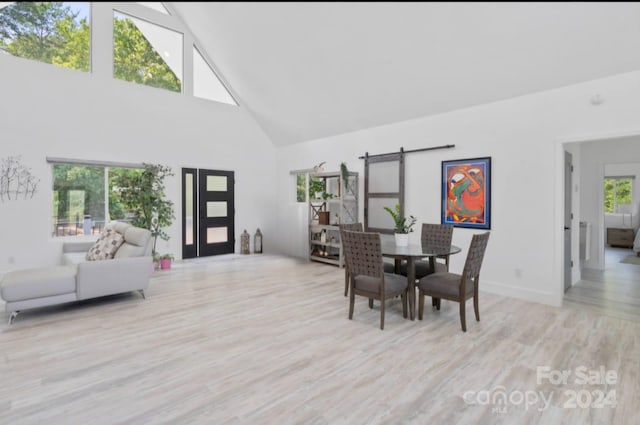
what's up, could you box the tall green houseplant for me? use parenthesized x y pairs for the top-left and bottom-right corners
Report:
(115, 163), (175, 254)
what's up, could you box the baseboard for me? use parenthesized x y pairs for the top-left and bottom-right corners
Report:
(480, 279), (560, 307)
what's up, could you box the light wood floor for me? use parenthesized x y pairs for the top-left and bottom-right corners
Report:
(565, 247), (640, 322)
(1, 254), (638, 424)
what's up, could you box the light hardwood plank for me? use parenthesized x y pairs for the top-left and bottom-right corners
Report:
(0, 254), (637, 424)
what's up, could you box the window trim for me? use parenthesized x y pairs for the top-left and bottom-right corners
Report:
(46, 157), (143, 169)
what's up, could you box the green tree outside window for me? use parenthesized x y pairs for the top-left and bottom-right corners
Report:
(604, 178), (632, 213)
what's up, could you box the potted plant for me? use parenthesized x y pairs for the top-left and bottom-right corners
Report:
(159, 253), (174, 270)
(114, 163), (175, 257)
(321, 191), (335, 201)
(383, 203), (417, 246)
(313, 161), (326, 173)
(309, 176), (325, 200)
(152, 252), (160, 271)
(340, 162), (350, 192)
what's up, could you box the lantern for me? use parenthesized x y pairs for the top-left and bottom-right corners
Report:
(241, 229), (250, 254)
(254, 228), (263, 254)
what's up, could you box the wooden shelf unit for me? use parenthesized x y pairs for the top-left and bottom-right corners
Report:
(308, 171), (359, 267)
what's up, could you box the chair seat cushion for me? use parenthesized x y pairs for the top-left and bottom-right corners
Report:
(418, 272), (474, 297)
(355, 272), (407, 294)
(0, 266), (77, 302)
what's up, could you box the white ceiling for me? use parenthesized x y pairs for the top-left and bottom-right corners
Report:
(170, 2), (640, 146)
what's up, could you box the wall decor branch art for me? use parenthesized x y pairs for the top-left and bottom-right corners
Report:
(441, 157), (491, 229)
(0, 156), (40, 202)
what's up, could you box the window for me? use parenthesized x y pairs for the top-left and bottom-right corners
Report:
(0, 2), (90, 72)
(294, 173), (325, 203)
(52, 163), (142, 237)
(604, 177), (633, 214)
(113, 11), (182, 93)
(2, 3), (238, 104)
(193, 45), (236, 105)
(136, 2), (170, 15)
(296, 173), (306, 202)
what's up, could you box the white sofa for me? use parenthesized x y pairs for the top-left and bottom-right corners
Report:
(0, 222), (153, 324)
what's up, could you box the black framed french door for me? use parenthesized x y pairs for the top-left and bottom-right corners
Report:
(182, 168), (235, 259)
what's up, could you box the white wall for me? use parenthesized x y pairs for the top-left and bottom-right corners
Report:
(579, 138), (640, 269)
(0, 54), (276, 275)
(275, 70), (640, 307)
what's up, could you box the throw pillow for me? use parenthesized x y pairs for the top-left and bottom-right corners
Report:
(85, 228), (125, 261)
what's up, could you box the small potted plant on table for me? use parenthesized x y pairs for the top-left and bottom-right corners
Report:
(384, 203), (417, 246)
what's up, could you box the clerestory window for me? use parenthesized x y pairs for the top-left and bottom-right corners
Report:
(0, 2), (91, 72)
(113, 11), (183, 93)
(1, 2), (238, 105)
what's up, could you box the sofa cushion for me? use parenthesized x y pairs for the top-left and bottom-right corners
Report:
(114, 226), (152, 258)
(86, 228), (125, 261)
(109, 221), (131, 235)
(62, 252), (88, 266)
(0, 266), (76, 302)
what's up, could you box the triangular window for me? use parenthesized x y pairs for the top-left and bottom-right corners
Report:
(136, 2), (170, 15)
(193, 46), (236, 106)
(113, 11), (182, 93)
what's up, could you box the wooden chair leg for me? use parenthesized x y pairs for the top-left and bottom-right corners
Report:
(368, 298), (374, 309)
(418, 290), (424, 320)
(432, 297), (436, 307)
(460, 301), (466, 332)
(349, 290), (355, 320)
(402, 293), (408, 318)
(435, 298), (441, 310)
(344, 270), (349, 297)
(474, 294), (480, 322)
(380, 298), (385, 330)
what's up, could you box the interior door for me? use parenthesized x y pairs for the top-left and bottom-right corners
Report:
(564, 151), (573, 292)
(199, 169), (235, 256)
(364, 152), (405, 234)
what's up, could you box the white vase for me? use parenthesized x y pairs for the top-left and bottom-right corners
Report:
(395, 233), (409, 246)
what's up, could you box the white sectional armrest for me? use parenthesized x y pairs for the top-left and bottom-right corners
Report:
(76, 256), (152, 300)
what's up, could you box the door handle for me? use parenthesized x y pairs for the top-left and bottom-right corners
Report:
(564, 227), (570, 230)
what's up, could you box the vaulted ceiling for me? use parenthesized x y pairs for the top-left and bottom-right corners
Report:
(170, 2), (640, 146)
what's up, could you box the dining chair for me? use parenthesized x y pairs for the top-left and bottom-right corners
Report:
(341, 230), (408, 330)
(339, 223), (394, 297)
(339, 222), (363, 297)
(417, 232), (490, 332)
(399, 223), (454, 278)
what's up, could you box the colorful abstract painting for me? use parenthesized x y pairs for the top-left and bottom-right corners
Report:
(441, 157), (491, 229)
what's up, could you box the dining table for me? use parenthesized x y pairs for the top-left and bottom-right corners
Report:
(380, 241), (462, 320)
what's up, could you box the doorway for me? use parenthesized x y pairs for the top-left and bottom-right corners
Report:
(182, 168), (235, 259)
(564, 151), (572, 292)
